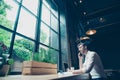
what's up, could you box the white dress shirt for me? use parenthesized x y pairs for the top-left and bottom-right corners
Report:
(82, 50), (107, 79)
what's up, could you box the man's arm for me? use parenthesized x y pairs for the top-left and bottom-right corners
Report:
(78, 53), (83, 69)
(72, 52), (95, 74)
(71, 53), (85, 74)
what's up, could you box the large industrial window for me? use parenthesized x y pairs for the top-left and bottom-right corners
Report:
(0, 0), (68, 73)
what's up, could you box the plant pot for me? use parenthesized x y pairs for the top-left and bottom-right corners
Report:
(22, 61), (57, 75)
(0, 64), (10, 76)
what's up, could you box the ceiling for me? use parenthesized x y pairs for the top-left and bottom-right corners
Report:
(63, 0), (120, 36)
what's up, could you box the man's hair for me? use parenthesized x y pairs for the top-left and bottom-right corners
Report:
(77, 42), (88, 48)
(77, 36), (91, 48)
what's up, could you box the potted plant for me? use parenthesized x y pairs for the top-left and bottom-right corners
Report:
(22, 48), (57, 75)
(0, 42), (14, 76)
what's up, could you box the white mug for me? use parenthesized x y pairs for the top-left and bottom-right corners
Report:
(70, 67), (74, 71)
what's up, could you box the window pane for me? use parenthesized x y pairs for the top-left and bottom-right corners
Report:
(61, 21), (68, 54)
(13, 35), (34, 61)
(51, 3), (58, 18)
(22, 0), (38, 15)
(16, 0), (21, 2)
(61, 36), (68, 54)
(40, 22), (50, 46)
(39, 45), (58, 64)
(60, 12), (66, 25)
(17, 8), (36, 39)
(50, 31), (59, 49)
(0, 0), (18, 30)
(51, 14), (58, 32)
(60, 11), (68, 63)
(0, 28), (11, 44)
(12, 35), (34, 72)
(0, 29), (11, 60)
(41, 4), (50, 26)
(42, 0), (50, 9)
(49, 49), (58, 64)
(60, 23), (67, 37)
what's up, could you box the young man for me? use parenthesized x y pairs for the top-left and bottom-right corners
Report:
(72, 42), (107, 80)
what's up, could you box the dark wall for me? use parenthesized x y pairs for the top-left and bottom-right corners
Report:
(90, 32), (120, 69)
(66, 10), (79, 68)
(61, 0), (120, 70)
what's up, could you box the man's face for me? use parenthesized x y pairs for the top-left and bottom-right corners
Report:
(78, 44), (86, 54)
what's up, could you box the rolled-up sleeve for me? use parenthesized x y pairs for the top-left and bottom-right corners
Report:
(82, 52), (95, 73)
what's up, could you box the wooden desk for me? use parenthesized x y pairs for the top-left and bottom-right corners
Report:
(52, 73), (91, 80)
(0, 75), (57, 80)
(0, 73), (91, 80)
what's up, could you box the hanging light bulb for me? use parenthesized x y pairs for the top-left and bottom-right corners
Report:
(79, 0), (82, 3)
(80, 36), (90, 40)
(80, 36), (91, 44)
(86, 29), (96, 35)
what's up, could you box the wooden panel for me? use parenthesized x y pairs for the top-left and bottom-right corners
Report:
(22, 68), (57, 75)
(23, 61), (57, 69)
(22, 61), (57, 75)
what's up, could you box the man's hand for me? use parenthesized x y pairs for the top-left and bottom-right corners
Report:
(78, 52), (83, 61)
